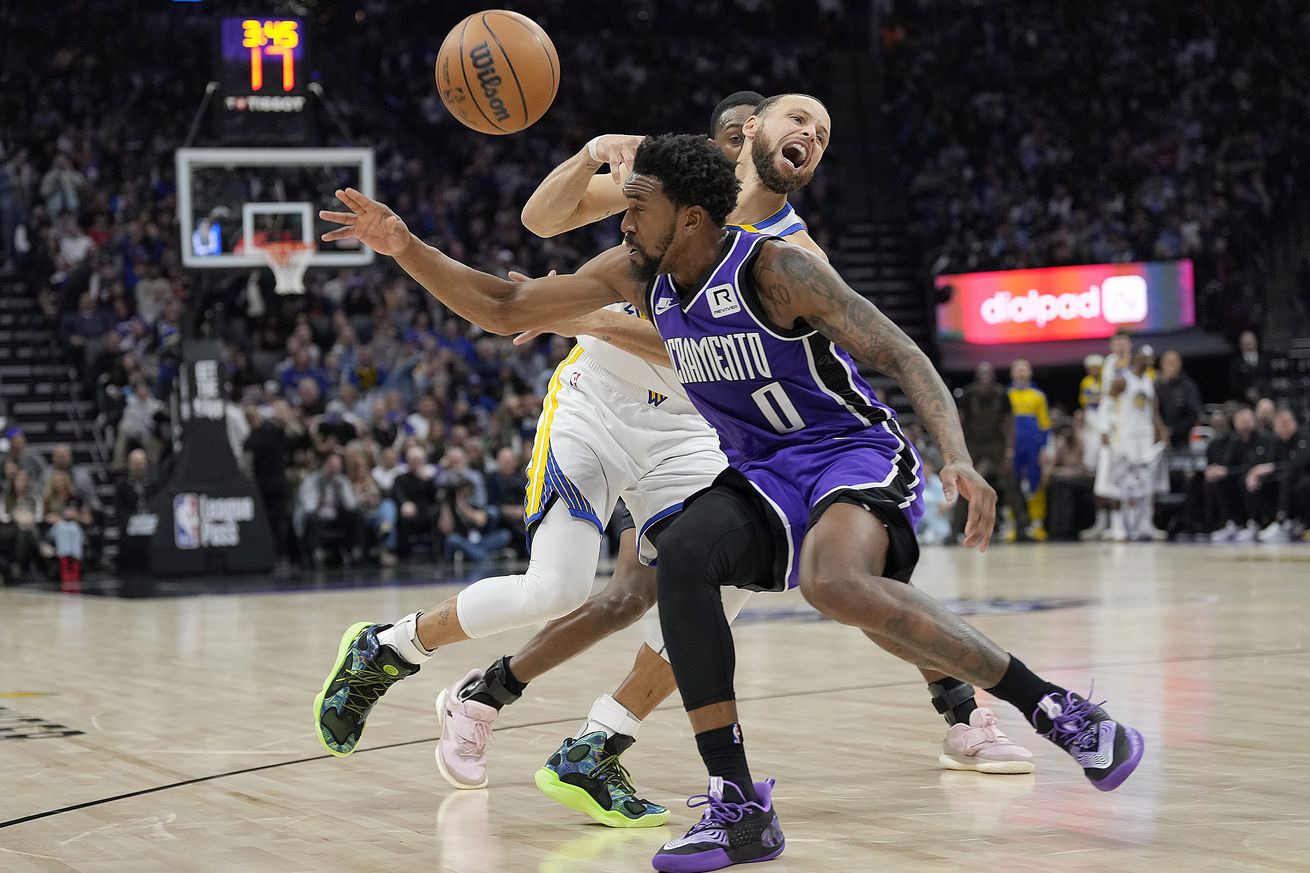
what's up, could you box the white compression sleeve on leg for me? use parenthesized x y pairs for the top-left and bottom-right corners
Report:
(646, 586), (753, 663)
(455, 503), (602, 639)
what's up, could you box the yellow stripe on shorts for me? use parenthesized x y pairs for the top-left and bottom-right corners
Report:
(524, 345), (585, 519)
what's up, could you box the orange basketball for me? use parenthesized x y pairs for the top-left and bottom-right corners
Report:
(435, 10), (559, 135)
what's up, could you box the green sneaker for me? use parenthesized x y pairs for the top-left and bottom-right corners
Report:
(314, 622), (418, 756)
(533, 731), (669, 828)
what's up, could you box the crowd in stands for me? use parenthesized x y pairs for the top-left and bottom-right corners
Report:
(883, 0), (1310, 337)
(3, 1), (1308, 585)
(0, 0), (842, 581)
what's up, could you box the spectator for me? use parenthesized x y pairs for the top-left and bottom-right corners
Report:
(59, 292), (113, 370)
(294, 453), (363, 568)
(280, 347), (325, 395)
(39, 155), (86, 215)
(43, 469), (92, 530)
(4, 428), (49, 484)
(345, 445), (398, 567)
(1156, 350), (1203, 449)
(113, 378), (163, 468)
(438, 445), (487, 509)
(1228, 330), (1271, 404)
(49, 502), (85, 589)
(915, 457), (953, 546)
(391, 445), (441, 559)
(2, 465), (48, 583)
(486, 446), (528, 532)
(244, 404), (292, 562)
(294, 377), (326, 418)
(955, 362), (1030, 541)
(313, 400), (360, 457)
(440, 476), (513, 569)
(1207, 407), (1276, 542)
(44, 444), (99, 513)
(113, 449), (154, 575)
(1046, 424), (1095, 541)
(1250, 410), (1310, 543)
(371, 446), (404, 494)
(1254, 397), (1277, 436)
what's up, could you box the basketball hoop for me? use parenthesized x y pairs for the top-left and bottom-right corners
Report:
(259, 241), (316, 295)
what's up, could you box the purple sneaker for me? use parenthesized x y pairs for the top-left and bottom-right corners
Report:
(651, 778), (784, 873)
(1037, 688), (1144, 791)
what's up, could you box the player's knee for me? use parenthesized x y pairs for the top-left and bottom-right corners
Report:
(521, 564), (594, 622)
(800, 570), (903, 622)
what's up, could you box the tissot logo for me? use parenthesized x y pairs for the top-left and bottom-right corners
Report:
(980, 278), (1148, 329)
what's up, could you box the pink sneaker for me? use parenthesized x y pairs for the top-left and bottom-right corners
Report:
(939, 707), (1036, 774)
(435, 670), (497, 789)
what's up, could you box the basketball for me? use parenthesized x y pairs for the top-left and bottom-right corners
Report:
(435, 10), (559, 135)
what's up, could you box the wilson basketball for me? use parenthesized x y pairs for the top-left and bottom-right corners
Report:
(435, 10), (559, 135)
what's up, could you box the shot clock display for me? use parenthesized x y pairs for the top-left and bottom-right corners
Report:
(220, 16), (308, 113)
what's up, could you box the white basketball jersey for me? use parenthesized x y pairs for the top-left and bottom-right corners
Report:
(576, 303), (689, 402)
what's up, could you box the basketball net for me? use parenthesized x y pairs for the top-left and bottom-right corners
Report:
(259, 241), (316, 295)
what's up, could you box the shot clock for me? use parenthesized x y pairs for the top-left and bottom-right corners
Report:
(220, 16), (308, 113)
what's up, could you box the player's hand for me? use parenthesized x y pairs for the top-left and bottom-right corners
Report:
(590, 134), (644, 184)
(319, 188), (411, 257)
(939, 461), (996, 552)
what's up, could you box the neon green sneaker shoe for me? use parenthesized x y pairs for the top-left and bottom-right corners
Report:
(534, 731), (669, 828)
(314, 622), (418, 756)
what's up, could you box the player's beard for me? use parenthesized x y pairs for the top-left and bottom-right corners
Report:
(752, 132), (814, 194)
(626, 225), (675, 283)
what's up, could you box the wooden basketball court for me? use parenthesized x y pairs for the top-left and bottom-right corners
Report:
(2, 541), (1308, 872)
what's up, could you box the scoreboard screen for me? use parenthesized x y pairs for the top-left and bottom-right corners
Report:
(220, 16), (308, 112)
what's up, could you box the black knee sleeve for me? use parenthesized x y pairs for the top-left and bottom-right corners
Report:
(654, 486), (773, 712)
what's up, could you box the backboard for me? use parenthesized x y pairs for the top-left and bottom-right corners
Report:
(175, 147), (375, 269)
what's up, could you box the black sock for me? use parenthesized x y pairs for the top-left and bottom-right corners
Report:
(928, 677), (978, 726)
(985, 655), (1065, 731)
(695, 724), (756, 803)
(464, 655), (529, 711)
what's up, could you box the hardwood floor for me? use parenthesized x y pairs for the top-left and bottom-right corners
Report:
(2, 542), (1308, 872)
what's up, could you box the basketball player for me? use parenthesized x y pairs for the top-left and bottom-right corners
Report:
(1007, 358), (1051, 540)
(468, 92), (1032, 826)
(319, 131), (1147, 870)
(318, 131), (1144, 872)
(1094, 346), (1165, 541)
(310, 95), (764, 828)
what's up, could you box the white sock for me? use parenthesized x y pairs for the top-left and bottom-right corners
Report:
(1096, 508), (1109, 527)
(579, 693), (643, 740)
(377, 611), (434, 666)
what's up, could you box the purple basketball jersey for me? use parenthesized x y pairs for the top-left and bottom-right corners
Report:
(647, 229), (924, 589)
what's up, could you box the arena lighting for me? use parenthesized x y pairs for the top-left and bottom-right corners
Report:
(935, 260), (1195, 345)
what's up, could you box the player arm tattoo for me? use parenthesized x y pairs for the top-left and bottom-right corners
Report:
(754, 242), (973, 466)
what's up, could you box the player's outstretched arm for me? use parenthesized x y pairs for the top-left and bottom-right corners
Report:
(520, 135), (643, 237)
(752, 241), (997, 550)
(321, 188), (626, 335)
(512, 307), (672, 366)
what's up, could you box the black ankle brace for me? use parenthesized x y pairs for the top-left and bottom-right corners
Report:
(928, 678), (978, 726)
(460, 655), (526, 709)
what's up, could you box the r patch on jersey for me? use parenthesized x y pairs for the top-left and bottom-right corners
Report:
(707, 284), (741, 317)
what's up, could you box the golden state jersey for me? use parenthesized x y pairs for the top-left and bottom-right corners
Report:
(574, 202), (808, 405)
